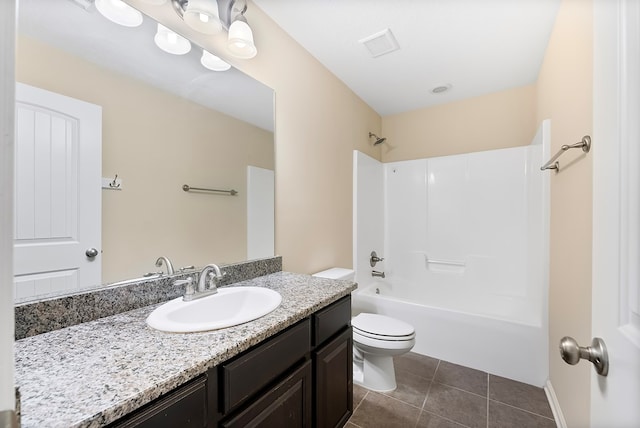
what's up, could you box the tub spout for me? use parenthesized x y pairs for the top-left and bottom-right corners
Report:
(372, 270), (386, 278)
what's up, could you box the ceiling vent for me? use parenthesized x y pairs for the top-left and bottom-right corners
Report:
(359, 28), (400, 58)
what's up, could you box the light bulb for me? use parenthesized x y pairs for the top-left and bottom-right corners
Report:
(184, 0), (222, 35)
(154, 24), (191, 55)
(201, 50), (231, 71)
(95, 0), (143, 27)
(227, 17), (257, 59)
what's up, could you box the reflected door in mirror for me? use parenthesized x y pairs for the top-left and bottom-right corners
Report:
(14, 83), (102, 300)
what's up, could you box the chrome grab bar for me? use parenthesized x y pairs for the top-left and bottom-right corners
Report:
(424, 256), (466, 267)
(540, 135), (591, 171)
(182, 184), (238, 196)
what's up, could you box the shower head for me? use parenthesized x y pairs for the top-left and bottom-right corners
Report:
(369, 132), (387, 146)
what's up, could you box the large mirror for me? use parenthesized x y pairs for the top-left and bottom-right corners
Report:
(15, 0), (275, 302)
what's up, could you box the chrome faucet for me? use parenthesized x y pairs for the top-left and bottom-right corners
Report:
(198, 263), (225, 293)
(177, 264), (226, 301)
(371, 270), (386, 278)
(155, 256), (175, 275)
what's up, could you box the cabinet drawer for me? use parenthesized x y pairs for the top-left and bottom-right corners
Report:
(313, 295), (351, 347)
(221, 360), (313, 428)
(110, 375), (207, 428)
(221, 319), (311, 413)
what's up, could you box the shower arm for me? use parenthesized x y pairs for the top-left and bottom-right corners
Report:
(368, 132), (387, 146)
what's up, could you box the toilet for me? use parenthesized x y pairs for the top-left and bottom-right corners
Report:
(312, 268), (416, 392)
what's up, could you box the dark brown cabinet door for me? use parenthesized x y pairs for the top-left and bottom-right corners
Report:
(221, 319), (311, 414)
(314, 327), (353, 428)
(221, 360), (313, 428)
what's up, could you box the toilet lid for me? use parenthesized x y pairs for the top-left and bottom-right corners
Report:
(352, 313), (415, 338)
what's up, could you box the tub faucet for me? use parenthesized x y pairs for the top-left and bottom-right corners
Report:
(372, 270), (386, 278)
(155, 256), (175, 275)
(370, 251), (384, 267)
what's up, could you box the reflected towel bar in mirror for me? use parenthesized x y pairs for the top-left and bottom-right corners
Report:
(182, 184), (238, 195)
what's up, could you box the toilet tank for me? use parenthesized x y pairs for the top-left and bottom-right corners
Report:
(312, 268), (355, 282)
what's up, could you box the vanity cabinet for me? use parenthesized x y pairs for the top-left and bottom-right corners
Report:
(220, 319), (311, 415)
(110, 375), (210, 428)
(314, 328), (353, 428)
(220, 360), (313, 428)
(110, 295), (352, 428)
(312, 297), (353, 428)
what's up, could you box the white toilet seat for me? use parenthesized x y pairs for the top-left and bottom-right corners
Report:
(353, 329), (415, 351)
(352, 313), (415, 338)
(352, 313), (415, 351)
(353, 326), (415, 341)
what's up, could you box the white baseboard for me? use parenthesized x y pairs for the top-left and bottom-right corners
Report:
(544, 380), (567, 428)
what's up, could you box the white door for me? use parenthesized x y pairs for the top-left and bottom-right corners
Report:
(14, 83), (102, 300)
(247, 166), (275, 260)
(591, 0), (640, 426)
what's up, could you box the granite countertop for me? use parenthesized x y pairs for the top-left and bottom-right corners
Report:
(14, 272), (356, 428)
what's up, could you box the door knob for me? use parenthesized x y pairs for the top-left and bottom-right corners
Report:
(85, 248), (99, 259)
(559, 336), (609, 376)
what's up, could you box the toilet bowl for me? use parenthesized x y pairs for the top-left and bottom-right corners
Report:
(312, 268), (416, 392)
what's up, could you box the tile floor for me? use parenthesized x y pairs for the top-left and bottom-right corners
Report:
(347, 352), (556, 428)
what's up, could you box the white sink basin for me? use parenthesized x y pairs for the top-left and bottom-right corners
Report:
(146, 286), (282, 333)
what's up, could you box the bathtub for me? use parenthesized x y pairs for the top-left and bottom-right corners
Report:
(352, 279), (548, 387)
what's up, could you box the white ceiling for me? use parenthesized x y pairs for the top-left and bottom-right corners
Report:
(252, 0), (561, 116)
(17, 0), (274, 131)
(18, 0), (561, 125)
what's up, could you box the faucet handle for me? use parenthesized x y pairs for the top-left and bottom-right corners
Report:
(370, 251), (385, 267)
(206, 270), (227, 288)
(174, 277), (195, 300)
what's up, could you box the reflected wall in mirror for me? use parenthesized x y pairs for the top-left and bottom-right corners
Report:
(15, 0), (275, 302)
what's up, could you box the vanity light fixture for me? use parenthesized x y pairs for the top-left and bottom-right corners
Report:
(201, 49), (232, 71)
(172, 0), (258, 59)
(93, 0), (252, 69)
(184, 0), (223, 35)
(227, 13), (256, 59)
(95, 0), (143, 27)
(154, 23), (192, 55)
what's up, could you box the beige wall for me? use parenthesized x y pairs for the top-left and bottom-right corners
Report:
(125, 0), (382, 274)
(16, 36), (274, 284)
(536, 0), (593, 426)
(381, 84), (537, 162)
(232, 4), (382, 273)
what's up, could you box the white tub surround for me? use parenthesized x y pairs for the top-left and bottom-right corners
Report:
(353, 121), (550, 387)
